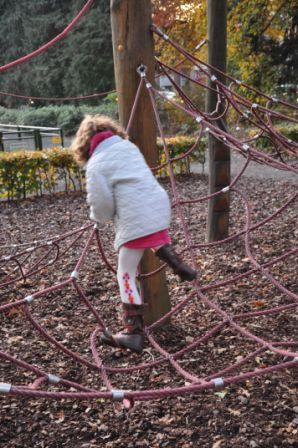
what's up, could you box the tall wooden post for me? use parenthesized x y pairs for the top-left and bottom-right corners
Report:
(206, 0), (230, 242)
(110, 0), (171, 325)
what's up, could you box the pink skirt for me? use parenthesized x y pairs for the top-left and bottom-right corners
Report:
(124, 229), (171, 250)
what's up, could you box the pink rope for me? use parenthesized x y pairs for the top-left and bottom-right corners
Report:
(0, 90), (116, 102)
(4, 359), (298, 401)
(0, 89), (115, 102)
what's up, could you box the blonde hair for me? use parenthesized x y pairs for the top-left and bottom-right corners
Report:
(71, 114), (128, 166)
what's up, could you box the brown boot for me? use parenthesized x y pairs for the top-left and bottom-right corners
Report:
(155, 244), (197, 282)
(100, 303), (145, 354)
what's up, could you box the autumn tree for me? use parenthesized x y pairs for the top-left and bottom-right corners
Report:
(153, 0), (297, 97)
(228, 0), (297, 95)
(153, 1), (208, 66)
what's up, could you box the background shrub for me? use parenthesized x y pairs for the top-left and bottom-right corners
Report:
(0, 135), (205, 201)
(248, 123), (298, 152)
(0, 95), (118, 136)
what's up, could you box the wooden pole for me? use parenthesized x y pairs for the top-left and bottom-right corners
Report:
(110, 0), (171, 325)
(206, 0), (230, 242)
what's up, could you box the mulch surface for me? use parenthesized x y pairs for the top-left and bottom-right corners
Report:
(0, 173), (297, 448)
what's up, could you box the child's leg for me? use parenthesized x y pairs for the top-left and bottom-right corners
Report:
(117, 246), (144, 305)
(153, 244), (197, 282)
(100, 246), (145, 353)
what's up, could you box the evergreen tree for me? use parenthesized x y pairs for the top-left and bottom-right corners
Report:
(62, 0), (114, 102)
(0, 0), (114, 107)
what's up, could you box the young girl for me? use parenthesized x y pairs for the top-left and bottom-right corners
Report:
(72, 115), (197, 353)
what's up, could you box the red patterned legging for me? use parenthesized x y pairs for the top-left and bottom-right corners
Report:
(117, 247), (145, 305)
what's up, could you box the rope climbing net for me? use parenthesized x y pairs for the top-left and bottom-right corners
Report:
(0, 27), (297, 407)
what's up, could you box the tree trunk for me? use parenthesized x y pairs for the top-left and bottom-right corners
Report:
(110, 0), (171, 325)
(206, 0), (230, 242)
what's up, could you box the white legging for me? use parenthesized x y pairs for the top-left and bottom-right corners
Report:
(117, 246), (145, 305)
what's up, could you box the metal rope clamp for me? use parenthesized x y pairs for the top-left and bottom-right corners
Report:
(137, 64), (147, 78)
(212, 377), (225, 388)
(25, 295), (34, 304)
(152, 25), (169, 41)
(112, 389), (125, 401)
(0, 382), (11, 393)
(71, 270), (79, 280)
(48, 374), (61, 384)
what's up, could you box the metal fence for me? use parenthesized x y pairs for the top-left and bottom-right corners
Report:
(0, 124), (64, 152)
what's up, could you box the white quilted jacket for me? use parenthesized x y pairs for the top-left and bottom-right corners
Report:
(86, 135), (171, 251)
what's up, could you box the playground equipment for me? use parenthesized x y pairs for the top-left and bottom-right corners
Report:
(0, 0), (297, 407)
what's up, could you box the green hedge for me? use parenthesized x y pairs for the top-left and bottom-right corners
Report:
(0, 149), (83, 201)
(0, 135), (205, 201)
(0, 94), (118, 136)
(157, 135), (206, 177)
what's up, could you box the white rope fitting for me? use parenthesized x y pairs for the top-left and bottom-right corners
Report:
(26, 247), (35, 252)
(294, 357), (298, 362)
(196, 116), (204, 123)
(235, 79), (242, 85)
(47, 241), (52, 246)
(212, 377), (225, 388)
(205, 127), (210, 133)
(71, 270), (79, 280)
(222, 186), (230, 193)
(236, 126), (240, 131)
(0, 382), (11, 393)
(93, 223), (99, 230)
(112, 389), (125, 401)
(145, 82), (152, 89)
(242, 144), (250, 152)
(25, 295), (34, 304)
(3, 256), (11, 261)
(48, 374), (61, 384)
(211, 75), (217, 82)
(252, 103), (258, 109)
(272, 97), (278, 103)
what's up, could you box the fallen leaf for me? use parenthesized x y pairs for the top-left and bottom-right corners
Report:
(251, 300), (265, 307)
